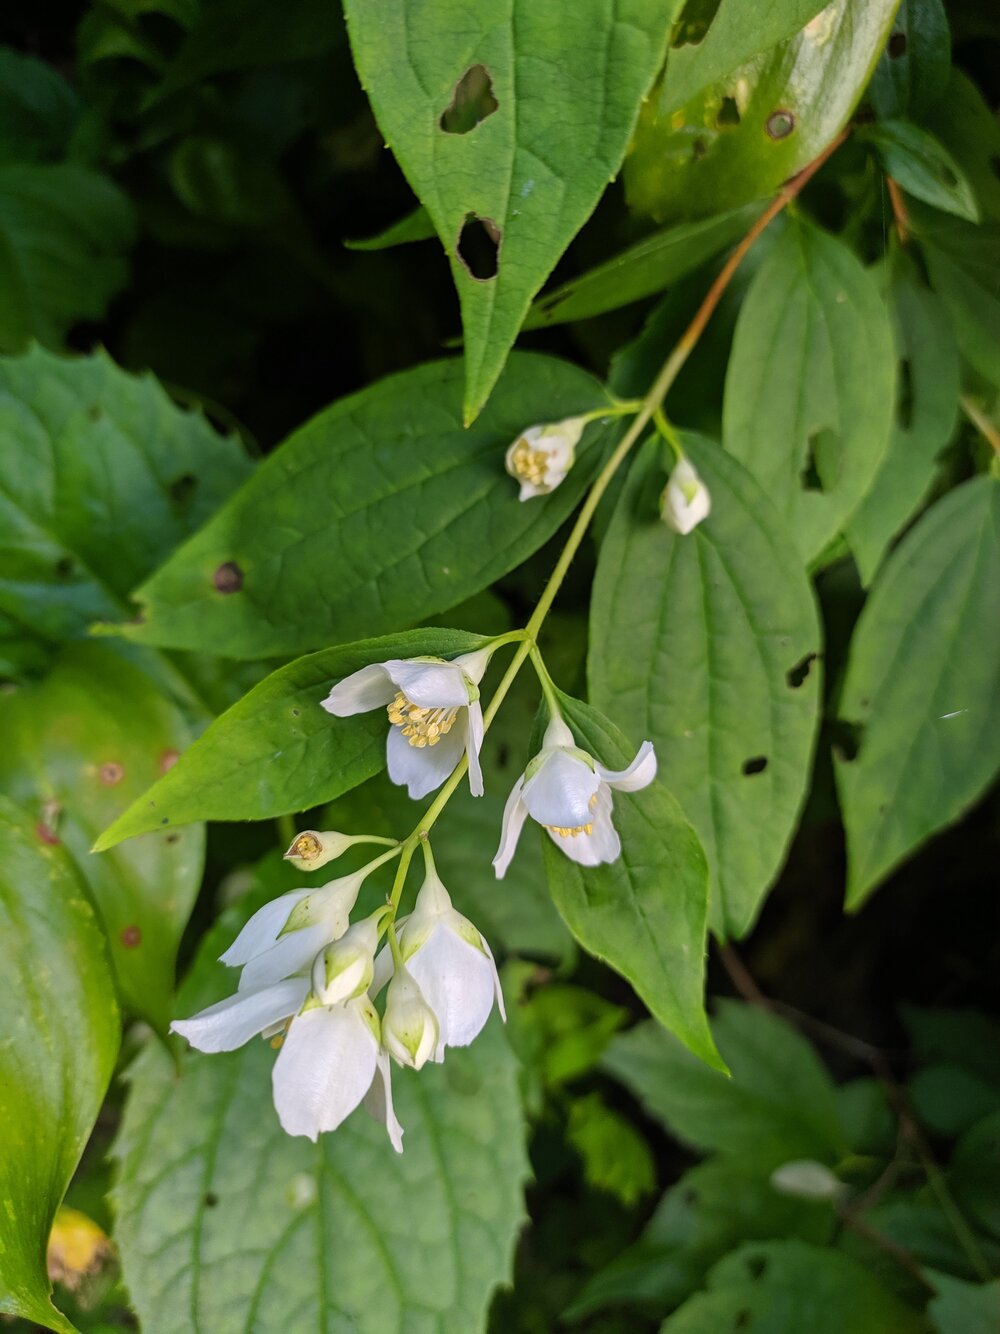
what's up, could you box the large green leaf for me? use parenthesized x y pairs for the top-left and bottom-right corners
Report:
(928, 1273), (1000, 1334)
(122, 352), (610, 659)
(835, 477), (1000, 907)
(522, 206), (760, 331)
(722, 217), (895, 561)
(590, 435), (821, 939)
(845, 261), (959, 585)
(0, 644), (204, 1031)
(540, 692), (720, 1070)
(661, 1240), (925, 1333)
(869, 0), (950, 120)
(916, 211), (1000, 389)
(95, 629), (488, 849)
(112, 880), (528, 1333)
(0, 49), (80, 165)
(864, 120), (979, 223)
(603, 1002), (848, 1169)
(659, 0), (828, 115)
(0, 344), (252, 649)
(933, 72), (1000, 225)
(0, 165), (135, 352)
(625, 0), (900, 224)
(342, 1), (673, 421)
(0, 795), (120, 1334)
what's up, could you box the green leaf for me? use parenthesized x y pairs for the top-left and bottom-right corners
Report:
(869, 0), (951, 120)
(122, 352), (610, 659)
(603, 1001), (847, 1168)
(0, 344), (252, 647)
(342, 1), (673, 421)
(0, 48), (80, 165)
(0, 795), (120, 1334)
(522, 206), (760, 331)
(540, 693), (720, 1070)
(845, 260), (959, 584)
(344, 205), (436, 252)
(659, 0), (828, 115)
(0, 644), (204, 1031)
(933, 71), (1000, 225)
(565, 1092), (656, 1208)
(94, 629), (488, 848)
(865, 120), (979, 222)
(916, 211), (1000, 389)
(950, 1112), (1000, 1242)
(661, 1240), (926, 1333)
(625, 0), (899, 224)
(722, 216), (895, 561)
(928, 1273), (1000, 1334)
(835, 477), (1000, 907)
(112, 881), (528, 1333)
(0, 165), (135, 353)
(589, 435), (822, 939)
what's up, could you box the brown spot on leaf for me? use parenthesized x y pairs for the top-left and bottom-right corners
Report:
(159, 749), (180, 774)
(99, 761), (125, 786)
(120, 924), (142, 948)
(765, 110), (795, 140)
(36, 822), (60, 846)
(213, 561), (244, 593)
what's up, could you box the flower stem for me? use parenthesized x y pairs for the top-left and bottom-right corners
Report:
(529, 646), (562, 718)
(653, 407), (685, 463)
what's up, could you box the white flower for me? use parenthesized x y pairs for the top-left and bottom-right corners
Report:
(311, 915), (380, 1006)
(271, 996), (403, 1150)
(395, 865), (505, 1059)
(493, 716), (657, 875)
(170, 977), (310, 1053)
(283, 828), (391, 872)
(382, 966), (439, 1070)
(505, 415), (586, 500)
(322, 649), (492, 800)
(660, 457), (710, 534)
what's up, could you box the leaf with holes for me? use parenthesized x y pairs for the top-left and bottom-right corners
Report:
(538, 692), (721, 1070)
(661, 1240), (925, 1333)
(722, 216), (895, 561)
(836, 477), (1000, 907)
(94, 628), (488, 849)
(120, 352), (611, 658)
(869, 0), (951, 120)
(846, 260), (959, 584)
(0, 795), (119, 1334)
(602, 1002), (848, 1170)
(112, 878), (528, 1334)
(625, 0), (899, 225)
(342, 1), (673, 421)
(0, 643), (204, 1032)
(0, 344), (252, 652)
(659, 0), (829, 115)
(933, 71), (1000, 225)
(864, 120), (979, 222)
(590, 435), (822, 939)
(915, 209), (1000, 389)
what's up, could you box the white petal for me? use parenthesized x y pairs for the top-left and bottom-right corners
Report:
(271, 1004), (378, 1141)
(219, 890), (310, 967)
(405, 927), (496, 1049)
(383, 659), (469, 708)
(237, 923), (328, 992)
(542, 716), (576, 750)
(453, 646), (492, 685)
(521, 749), (600, 828)
(465, 701), (485, 797)
(492, 776), (528, 879)
(370, 939), (395, 996)
(321, 663), (395, 716)
(482, 935), (507, 1023)
(546, 784), (621, 867)
(597, 740), (657, 793)
(386, 719), (465, 799)
(363, 1048), (404, 1153)
(171, 978), (309, 1053)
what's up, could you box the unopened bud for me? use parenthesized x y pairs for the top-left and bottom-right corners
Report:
(311, 917), (380, 1005)
(770, 1159), (844, 1201)
(382, 967), (439, 1070)
(283, 829), (355, 872)
(660, 457), (710, 535)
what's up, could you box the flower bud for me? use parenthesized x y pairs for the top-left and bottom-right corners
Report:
(311, 917), (380, 1006)
(382, 967), (439, 1070)
(770, 1159), (844, 1201)
(505, 415), (587, 501)
(283, 829), (355, 872)
(660, 457), (710, 535)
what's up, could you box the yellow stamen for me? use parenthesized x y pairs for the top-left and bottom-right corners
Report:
(509, 437), (551, 486)
(387, 692), (461, 748)
(546, 823), (594, 838)
(287, 832), (321, 862)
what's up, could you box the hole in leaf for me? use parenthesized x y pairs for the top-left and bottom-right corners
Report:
(801, 435), (824, 492)
(213, 560), (244, 593)
(54, 556), (74, 579)
(204, 1192), (219, 1207)
(170, 472), (198, 506)
(457, 214), (500, 280)
(439, 64), (498, 134)
(746, 1255), (768, 1280)
(717, 96), (740, 127)
(291, 707), (301, 718)
(166, 832), (180, 844)
(671, 0), (723, 47)
(120, 924), (142, 948)
(787, 653), (818, 689)
(691, 136), (709, 160)
(765, 110), (795, 140)
(888, 31), (907, 58)
(832, 720), (864, 762)
(742, 756), (768, 776)
(897, 358), (914, 430)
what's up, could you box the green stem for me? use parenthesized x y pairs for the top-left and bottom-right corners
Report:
(529, 645), (562, 718)
(653, 407), (685, 463)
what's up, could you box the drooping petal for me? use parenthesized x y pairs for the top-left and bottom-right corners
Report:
(237, 923), (329, 992)
(271, 1003), (379, 1141)
(386, 718), (466, 799)
(405, 926), (496, 1051)
(363, 1048), (404, 1153)
(492, 776), (529, 879)
(321, 663), (395, 717)
(219, 890), (310, 967)
(596, 740), (657, 793)
(521, 748), (601, 828)
(171, 977), (309, 1053)
(383, 658), (470, 708)
(481, 935), (507, 1023)
(546, 783), (621, 867)
(465, 700), (485, 797)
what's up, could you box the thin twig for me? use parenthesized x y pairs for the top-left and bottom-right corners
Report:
(960, 393), (1000, 457)
(886, 176), (910, 245)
